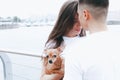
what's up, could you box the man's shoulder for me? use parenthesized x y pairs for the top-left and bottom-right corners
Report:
(63, 31), (120, 56)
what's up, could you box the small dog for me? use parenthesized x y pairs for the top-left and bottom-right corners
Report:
(40, 47), (64, 80)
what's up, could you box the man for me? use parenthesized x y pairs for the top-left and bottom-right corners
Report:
(63, 0), (120, 80)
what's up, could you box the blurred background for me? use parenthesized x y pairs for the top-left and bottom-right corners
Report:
(0, 0), (120, 80)
(0, 0), (67, 28)
(0, 0), (120, 28)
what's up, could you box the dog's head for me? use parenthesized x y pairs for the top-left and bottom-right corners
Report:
(42, 47), (63, 69)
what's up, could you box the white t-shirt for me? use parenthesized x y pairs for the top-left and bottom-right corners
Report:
(45, 36), (80, 49)
(63, 30), (120, 80)
(62, 36), (80, 56)
(45, 36), (80, 51)
(63, 36), (80, 46)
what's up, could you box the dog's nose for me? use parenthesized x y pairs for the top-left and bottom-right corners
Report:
(49, 60), (53, 64)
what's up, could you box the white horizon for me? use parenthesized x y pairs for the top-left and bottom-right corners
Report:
(0, 0), (120, 18)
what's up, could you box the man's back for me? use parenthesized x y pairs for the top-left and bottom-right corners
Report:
(63, 31), (120, 80)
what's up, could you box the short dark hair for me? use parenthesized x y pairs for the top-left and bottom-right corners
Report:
(79, 0), (109, 8)
(78, 0), (109, 20)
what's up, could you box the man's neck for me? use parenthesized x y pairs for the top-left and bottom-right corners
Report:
(88, 21), (108, 34)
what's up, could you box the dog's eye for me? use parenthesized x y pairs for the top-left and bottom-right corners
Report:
(53, 55), (56, 58)
(46, 55), (49, 58)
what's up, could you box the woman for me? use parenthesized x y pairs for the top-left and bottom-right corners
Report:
(40, 1), (86, 80)
(45, 0), (86, 50)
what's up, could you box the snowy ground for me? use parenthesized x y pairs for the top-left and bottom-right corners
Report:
(0, 25), (120, 80)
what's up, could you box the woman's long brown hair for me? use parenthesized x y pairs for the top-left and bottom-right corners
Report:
(45, 1), (86, 49)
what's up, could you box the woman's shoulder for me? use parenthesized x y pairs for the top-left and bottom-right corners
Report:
(63, 35), (80, 40)
(63, 36), (80, 45)
(45, 40), (56, 49)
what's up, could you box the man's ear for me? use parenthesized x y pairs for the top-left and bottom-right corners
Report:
(83, 10), (90, 20)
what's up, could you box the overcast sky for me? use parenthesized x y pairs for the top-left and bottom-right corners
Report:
(0, 0), (120, 18)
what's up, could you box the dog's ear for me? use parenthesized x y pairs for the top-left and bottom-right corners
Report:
(40, 55), (43, 60)
(44, 49), (47, 52)
(57, 47), (63, 53)
(41, 53), (48, 66)
(40, 49), (47, 59)
(43, 49), (48, 55)
(40, 53), (46, 61)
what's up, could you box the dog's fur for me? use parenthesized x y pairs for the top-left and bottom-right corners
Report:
(40, 47), (64, 80)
